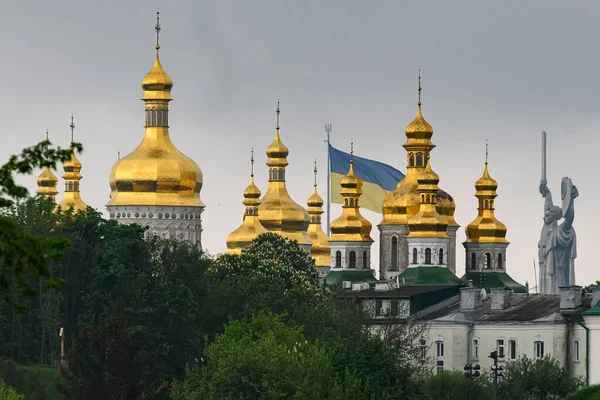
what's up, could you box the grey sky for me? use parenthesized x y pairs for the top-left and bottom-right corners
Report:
(3, 1), (598, 289)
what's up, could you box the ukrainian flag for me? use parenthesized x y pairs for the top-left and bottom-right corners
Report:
(329, 144), (404, 213)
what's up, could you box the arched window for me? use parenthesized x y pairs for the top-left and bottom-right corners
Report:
(485, 253), (492, 269)
(498, 253), (503, 269)
(426, 194), (430, 203)
(416, 153), (423, 166)
(412, 248), (418, 264)
(157, 109), (163, 126)
(344, 199), (349, 207)
(335, 251), (341, 268)
(409, 153), (415, 166)
(424, 153), (429, 166)
(362, 251), (368, 268)
(67, 182), (73, 191)
(272, 169), (279, 180)
(74, 182), (79, 191)
(349, 251), (356, 268)
(151, 108), (157, 126)
(391, 237), (398, 270)
(484, 200), (489, 209)
(439, 248), (444, 264)
(425, 248), (432, 264)
(349, 199), (355, 207)
(471, 253), (476, 269)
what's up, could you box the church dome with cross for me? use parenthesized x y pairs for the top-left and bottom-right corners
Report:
(106, 13), (205, 248)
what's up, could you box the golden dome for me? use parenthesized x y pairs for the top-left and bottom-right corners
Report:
(36, 167), (59, 200)
(405, 105), (433, 136)
(465, 159), (508, 243)
(58, 149), (87, 213)
(407, 160), (448, 238)
(307, 164), (330, 267)
(381, 80), (457, 228)
(330, 160), (374, 242)
(257, 103), (311, 247)
(226, 163), (268, 255)
(106, 30), (204, 209)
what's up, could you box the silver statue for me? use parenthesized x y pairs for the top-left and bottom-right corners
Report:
(538, 178), (578, 294)
(537, 132), (577, 294)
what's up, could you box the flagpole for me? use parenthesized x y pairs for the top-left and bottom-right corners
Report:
(325, 123), (332, 236)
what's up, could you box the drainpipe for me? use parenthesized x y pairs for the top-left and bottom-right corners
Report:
(576, 320), (590, 386)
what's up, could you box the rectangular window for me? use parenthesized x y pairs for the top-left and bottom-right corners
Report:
(508, 340), (517, 360)
(472, 338), (479, 360)
(496, 339), (505, 359)
(375, 300), (383, 317)
(419, 338), (427, 361)
(534, 341), (544, 359)
(573, 340), (580, 362)
(436, 360), (444, 374)
(436, 341), (444, 358)
(391, 300), (399, 317)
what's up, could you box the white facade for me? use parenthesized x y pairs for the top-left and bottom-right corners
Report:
(330, 240), (372, 270)
(406, 236), (449, 268)
(424, 321), (587, 378)
(108, 204), (204, 248)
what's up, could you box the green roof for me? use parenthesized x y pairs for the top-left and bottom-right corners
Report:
(396, 267), (462, 285)
(582, 300), (600, 316)
(323, 269), (377, 292)
(461, 271), (527, 293)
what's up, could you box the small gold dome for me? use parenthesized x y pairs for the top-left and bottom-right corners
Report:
(141, 51), (173, 89)
(36, 167), (59, 199)
(258, 104), (311, 247)
(226, 175), (268, 255)
(307, 180), (330, 268)
(58, 150), (87, 212)
(465, 162), (508, 243)
(407, 161), (448, 238)
(405, 105), (433, 136)
(330, 161), (373, 242)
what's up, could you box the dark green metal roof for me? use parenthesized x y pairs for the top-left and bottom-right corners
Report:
(461, 271), (527, 293)
(323, 269), (377, 292)
(396, 267), (462, 285)
(581, 300), (600, 316)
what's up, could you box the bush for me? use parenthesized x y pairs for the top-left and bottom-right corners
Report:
(566, 385), (600, 400)
(0, 380), (24, 400)
(420, 370), (491, 400)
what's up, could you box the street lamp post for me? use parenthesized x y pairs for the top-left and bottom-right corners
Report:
(464, 363), (481, 400)
(489, 351), (504, 400)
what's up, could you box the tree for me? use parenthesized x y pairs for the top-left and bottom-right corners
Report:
(170, 313), (367, 400)
(0, 139), (81, 311)
(497, 356), (584, 400)
(420, 370), (492, 400)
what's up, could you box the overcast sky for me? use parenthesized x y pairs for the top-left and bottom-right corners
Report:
(3, 1), (599, 289)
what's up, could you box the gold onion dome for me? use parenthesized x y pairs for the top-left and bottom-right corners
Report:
(465, 153), (508, 243)
(257, 102), (311, 247)
(307, 162), (330, 267)
(226, 152), (268, 255)
(37, 132), (59, 200)
(37, 167), (59, 199)
(382, 77), (457, 227)
(330, 150), (373, 242)
(106, 15), (203, 208)
(407, 160), (448, 238)
(58, 118), (87, 212)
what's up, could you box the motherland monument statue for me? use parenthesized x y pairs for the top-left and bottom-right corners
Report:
(538, 131), (578, 294)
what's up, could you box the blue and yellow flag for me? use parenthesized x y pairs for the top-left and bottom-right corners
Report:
(329, 144), (404, 213)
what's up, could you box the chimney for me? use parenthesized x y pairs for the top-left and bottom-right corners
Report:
(461, 283), (483, 311)
(491, 288), (512, 310)
(559, 285), (583, 310)
(591, 286), (600, 307)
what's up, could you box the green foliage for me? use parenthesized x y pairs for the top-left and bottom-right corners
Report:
(0, 380), (24, 400)
(566, 384), (600, 400)
(0, 140), (81, 311)
(498, 356), (584, 400)
(420, 370), (491, 400)
(0, 358), (52, 399)
(170, 313), (369, 400)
